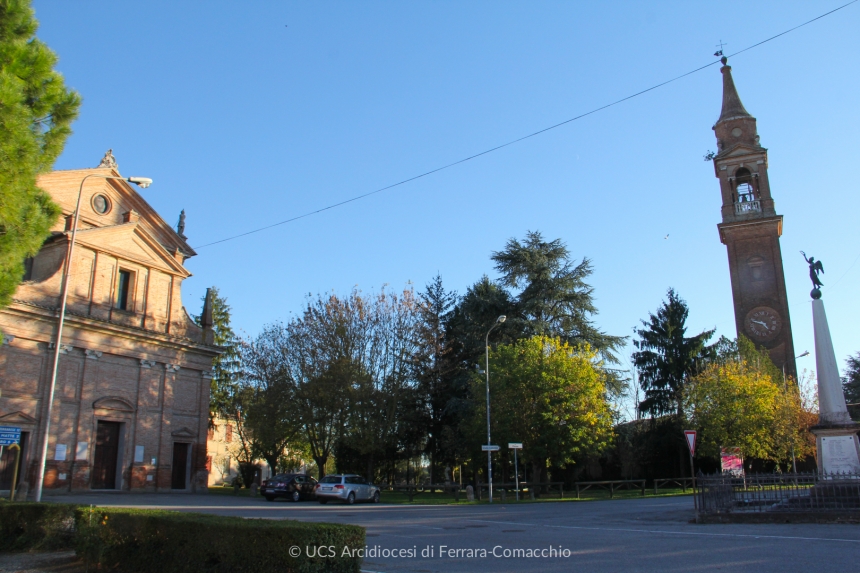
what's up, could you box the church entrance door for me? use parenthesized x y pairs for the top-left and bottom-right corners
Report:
(171, 442), (188, 489)
(92, 421), (121, 489)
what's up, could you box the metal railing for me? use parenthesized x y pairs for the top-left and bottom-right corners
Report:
(734, 198), (761, 215)
(697, 472), (860, 514)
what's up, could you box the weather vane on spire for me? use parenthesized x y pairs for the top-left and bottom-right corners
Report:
(714, 40), (727, 58)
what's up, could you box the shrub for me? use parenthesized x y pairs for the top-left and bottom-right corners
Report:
(0, 502), (78, 552)
(74, 507), (364, 573)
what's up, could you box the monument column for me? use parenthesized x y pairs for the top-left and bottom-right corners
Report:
(805, 259), (860, 474)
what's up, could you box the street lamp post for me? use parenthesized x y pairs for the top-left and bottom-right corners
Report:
(33, 173), (152, 502)
(485, 315), (506, 504)
(782, 351), (810, 475)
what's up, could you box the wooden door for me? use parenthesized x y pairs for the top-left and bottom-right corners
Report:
(171, 442), (188, 489)
(92, 422), (121, 489)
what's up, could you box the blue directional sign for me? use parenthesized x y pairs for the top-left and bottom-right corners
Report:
(0, 426), (21, 446)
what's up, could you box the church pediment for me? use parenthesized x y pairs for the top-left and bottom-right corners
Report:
(75, 223), (190, 277)
(36, 167), (196, 259)
(171, 426), (197, 439)
(0, 410), (38, 425)
(93, 396), (136, 413)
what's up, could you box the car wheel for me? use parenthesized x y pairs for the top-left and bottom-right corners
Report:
(265, 495), (275, 502)
(291, 490), (301, 503)
(372, 491), (380, 504)
(319, 499), (328, 504)
(346, 492), (355, 505)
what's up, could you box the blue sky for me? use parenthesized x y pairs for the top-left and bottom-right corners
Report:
(34, 1), (860, 413)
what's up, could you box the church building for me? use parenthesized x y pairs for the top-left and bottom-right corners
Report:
(0, 151), (220, 494)
(711, 58), (797, 378)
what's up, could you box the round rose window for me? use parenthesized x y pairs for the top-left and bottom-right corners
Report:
(92, 194), (110, 214)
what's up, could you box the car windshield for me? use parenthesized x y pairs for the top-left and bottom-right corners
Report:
(271, 474), (293, 481)
(319, 475), (342, 484)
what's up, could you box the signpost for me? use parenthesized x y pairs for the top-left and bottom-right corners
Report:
(0, 426), (22, 501)
(508, 443), (522, 501)
(481, 445), (500, 451)
(0, 425), (21, 446)
(684, 430), (697, 510)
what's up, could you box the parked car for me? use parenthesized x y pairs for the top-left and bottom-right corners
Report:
(315, 474), (380, 504)
(260, 473), (318, 502)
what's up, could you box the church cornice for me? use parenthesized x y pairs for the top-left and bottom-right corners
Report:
(5, 299), (222, 357)
(717, 215), (783, 244)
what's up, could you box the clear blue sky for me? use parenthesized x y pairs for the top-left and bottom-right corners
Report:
(34, 1), (860, 413)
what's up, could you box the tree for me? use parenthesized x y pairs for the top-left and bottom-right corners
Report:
(412, 274), (459, 483)
(843, 353), (860, 405)
(633, 289), (716, 417)
(684, 360), (779, 460)
(238, 323), (300, 475)
(477, 336), (614, 484)
(0, 0), (80, 307)
(491, 230), (625, 363)
(283, 287), (421, 480)
(195, 287), (240, 423)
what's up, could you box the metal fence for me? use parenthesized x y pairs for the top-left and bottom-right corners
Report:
(697, 472), (860, 514)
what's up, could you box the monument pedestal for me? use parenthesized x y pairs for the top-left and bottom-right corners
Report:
(811, 425), (860, 475)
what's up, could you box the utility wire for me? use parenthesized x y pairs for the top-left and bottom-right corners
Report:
(194, 1), (858, 250)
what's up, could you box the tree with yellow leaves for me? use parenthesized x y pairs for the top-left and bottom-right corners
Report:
(475, 335), (614, 484)
(684, 337), (816, 468)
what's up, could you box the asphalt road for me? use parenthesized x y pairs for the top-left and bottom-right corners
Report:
(51, 493), (860, 573)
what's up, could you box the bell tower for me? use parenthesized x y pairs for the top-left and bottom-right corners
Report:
(712, 57), (797, 378)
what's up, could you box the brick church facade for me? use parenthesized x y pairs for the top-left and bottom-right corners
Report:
(0, 152), (220, 494)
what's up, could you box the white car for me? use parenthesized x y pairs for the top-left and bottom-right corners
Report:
(315, 474), (381, 504)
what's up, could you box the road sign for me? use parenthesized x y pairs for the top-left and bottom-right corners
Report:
(508, 443), (523, 449)
(481, 445), (500, 452)
(0, 426), (21, 446)
(684, 430), (696, 457)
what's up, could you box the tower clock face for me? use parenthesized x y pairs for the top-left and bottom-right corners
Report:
(744, 307), (782, 341)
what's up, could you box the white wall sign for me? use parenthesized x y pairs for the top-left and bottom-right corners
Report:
(76, 441), (88, 460)
(54, 444), (67, 461)
(134, 445), (145, 463)
(821, 435), (860, 474)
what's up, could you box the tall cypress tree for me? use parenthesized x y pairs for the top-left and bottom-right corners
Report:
(0, 0), (81, 307)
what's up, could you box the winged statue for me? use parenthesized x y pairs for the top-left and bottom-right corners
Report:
(801, 251), (824, 288)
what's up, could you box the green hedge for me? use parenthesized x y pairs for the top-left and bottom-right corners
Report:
(74, 507), (365, 573)
(0, 502), (78, 552)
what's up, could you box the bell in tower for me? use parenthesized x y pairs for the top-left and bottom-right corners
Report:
(711, 57), (797, 378)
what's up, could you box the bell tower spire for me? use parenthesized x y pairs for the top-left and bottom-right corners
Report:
(711, 58), (797, 378)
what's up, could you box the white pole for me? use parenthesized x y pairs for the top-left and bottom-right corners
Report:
(514, 448), (519, 501)
(33, 176), (88, 502)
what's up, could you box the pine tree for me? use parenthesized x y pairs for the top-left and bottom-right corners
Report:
(843, 353), (860, 404)
(196, 287), (240, 421)
(491, 230), (624, 362)
(0, 0), (80, 307)
(633, 289), (716, 417)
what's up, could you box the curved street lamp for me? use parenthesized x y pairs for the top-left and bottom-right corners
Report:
(33, 173), (153, 502)
(485, 314), (506, 503)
